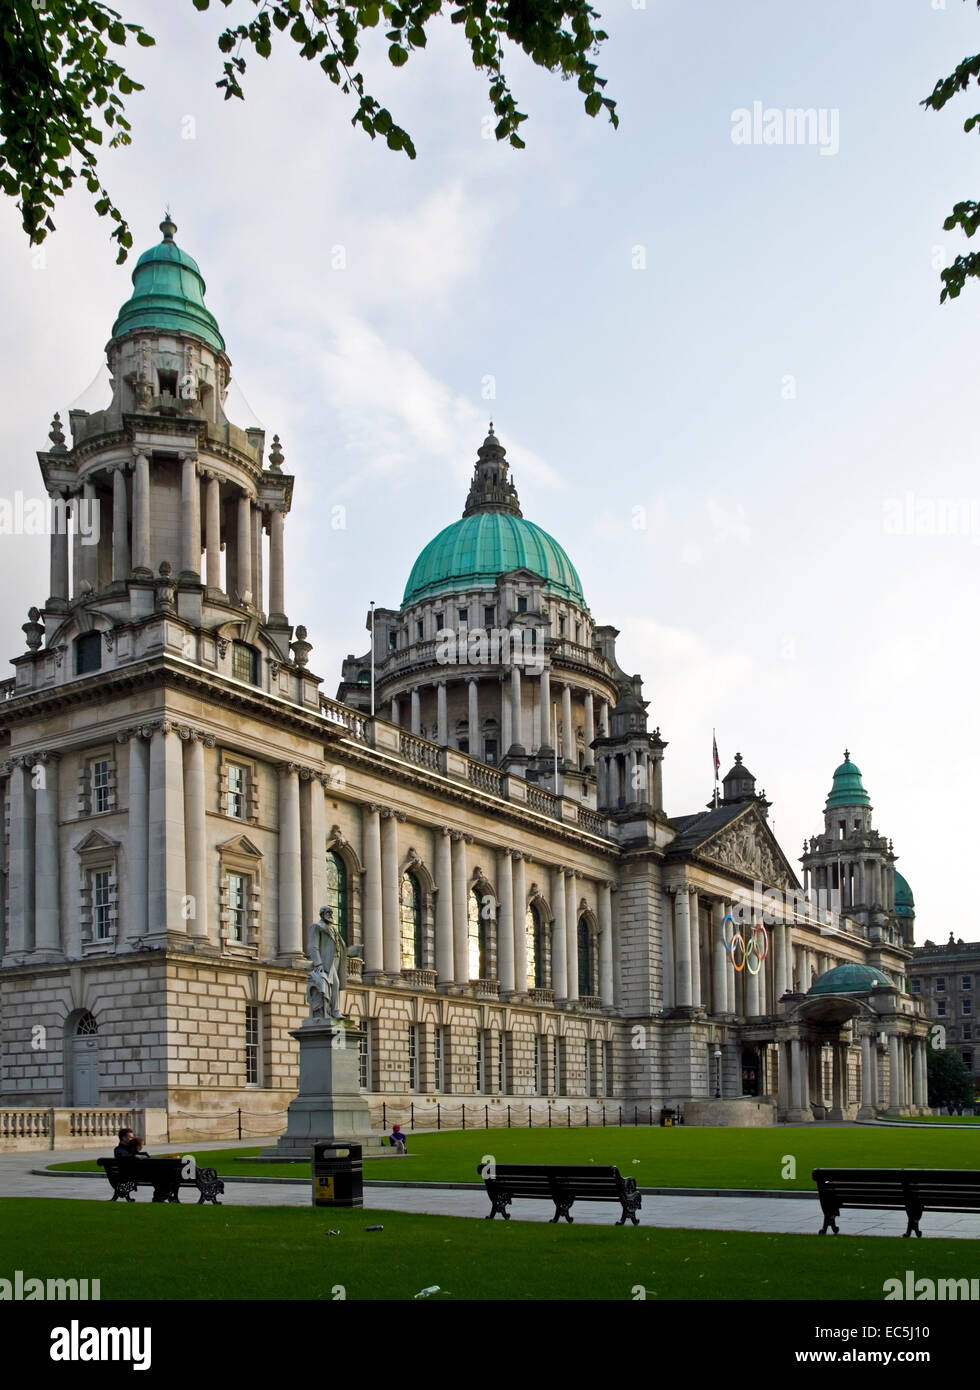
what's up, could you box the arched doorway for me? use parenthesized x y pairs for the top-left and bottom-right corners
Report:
(68, 1012), (100, 1106)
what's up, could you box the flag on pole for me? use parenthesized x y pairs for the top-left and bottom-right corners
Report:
(712, 731), (720, 776)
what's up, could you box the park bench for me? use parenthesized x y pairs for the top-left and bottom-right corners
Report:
(477, 1161), (641, 1225)
(811, 1167), (980, 1237)
(97, 1157), (224, 1205)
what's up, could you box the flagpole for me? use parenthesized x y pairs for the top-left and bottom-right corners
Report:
(369, 600), (376, 719)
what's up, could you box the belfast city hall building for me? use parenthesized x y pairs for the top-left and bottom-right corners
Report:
(0, 219), (930, 1140)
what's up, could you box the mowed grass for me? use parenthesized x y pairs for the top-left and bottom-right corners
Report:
(4, 1198), (978, 1300)
(897, 1115), (980, 1125)
(51, 1124), (980, 1190)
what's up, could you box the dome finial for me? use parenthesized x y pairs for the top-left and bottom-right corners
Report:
(160, 210), (177, 243)
(843, 747), (850, 761)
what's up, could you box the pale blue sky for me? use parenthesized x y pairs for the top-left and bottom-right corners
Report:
(1, 0), (977, 942)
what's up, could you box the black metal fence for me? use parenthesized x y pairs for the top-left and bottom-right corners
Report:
(379, 1101), (659, 1131)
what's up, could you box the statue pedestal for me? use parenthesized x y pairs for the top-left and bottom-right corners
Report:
(268, 1022), (382, 1158)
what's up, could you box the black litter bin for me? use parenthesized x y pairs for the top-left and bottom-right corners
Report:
(660, 1107), (676, 1128)
(312, 1142), (363, 1208)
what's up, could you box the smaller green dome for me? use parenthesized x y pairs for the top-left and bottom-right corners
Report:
(894, 871), (915, 919)
(809, 962), (895, 995)
(826, 750), (871, 809)
(111, 216), (225, 354)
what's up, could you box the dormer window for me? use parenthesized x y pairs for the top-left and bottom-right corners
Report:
(517, 596), (528, 614)
(434, 611), (444, 631)
(158, 369), (178, 397)
(75, 632), (102, 676)
(232, 641), (259, 685)
(458, 608), (468, 625)
(558, 615), (566, 635)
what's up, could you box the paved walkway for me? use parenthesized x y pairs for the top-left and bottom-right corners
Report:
(2, 1142), (979, 1239)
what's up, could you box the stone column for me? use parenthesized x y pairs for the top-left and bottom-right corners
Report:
(451, 833), (469, 984)
(411, 689), (421, 735)
(540, 669), (551, 743)
(777, 1041), (789, 1116)
(436, 681), (448, 746)
(111, 467), (130, 581)
(598, 881), (613, 1006)
(184, 735), (209, 944)
(80, 480), (98, 590)
(745, 931), (760, 1017)
(673, 884), (692, 1007)
(513, 853), (528, 991)
(268, 507), (285, 617)
(689, 890), (702, 1008)
(33, 753), (60, 953)
(132, 453), (151, 572)
(627, 749), (638, 804)
(552, 867), (567, 1001)
(661, 892), (674, 1010)
(180, 455), (201, 578)
(726, 902), (737, 1013)
(712, 901), (728, 1016)
(888, 1033), (901, 1112)
(277, 764), (302, 957)
(435, 827), (454, 984)
(307, 775), (327, 926)
(562, 683), (574, 762)
(565, 870), (578, 1001)
(48, 494), (70, 602)
(390, 696), (400, 725)
(126, 731), (149, 941)
(651, 755), (663, 810)
(148, 723), (186, 935)
(500, 676), (512, 754)
(381, 810), (400, 974)
(510, 665), (523, 748)
(912, 1040), (926, 1111)
(362, 804), (383, 972)
(859, 1034), (874, 1119)
(7, 760), (34, 953)
(251, 504), (264, 613)
(497, 847), (515, 993)
(830, 1043), (844, 1120)
(789, 1038), (803, 1116)
(584, 692), (595, 765)
(205, 475), (222, 590)
(237, 493), (253, 604)
(468, 680), (479, 754)
(599, 700), (610, 736)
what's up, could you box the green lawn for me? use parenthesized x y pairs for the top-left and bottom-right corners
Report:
(51, 1124), (979, 1190)
(3, 1198), (977, 1300)
(895, 1115), (980, 1125)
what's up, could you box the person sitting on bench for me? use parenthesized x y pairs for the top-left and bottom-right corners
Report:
(113, 1127), (135, 1159)
(390, 1124), (407, 1154)
(127, 1136), (150, 1158)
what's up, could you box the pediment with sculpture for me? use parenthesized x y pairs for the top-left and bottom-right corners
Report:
(698, 807), (798, 891)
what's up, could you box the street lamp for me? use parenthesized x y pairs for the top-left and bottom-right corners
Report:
(714, 1048), (723, 1099)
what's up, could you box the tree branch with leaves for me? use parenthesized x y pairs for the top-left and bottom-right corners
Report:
(0, 0), (617, 262)
(922, 0), (980, 301)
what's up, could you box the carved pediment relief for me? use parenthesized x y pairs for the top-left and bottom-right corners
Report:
(700, 809), (796, 891)
(217, 834), (263, 859)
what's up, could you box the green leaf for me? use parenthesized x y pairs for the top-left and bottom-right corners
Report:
(363, 4), (380, 24)
(135, 31), (156, 47)
(386, 127), (403, 149)
(389, 43), (409, 66)
(585, 92), (602, 116)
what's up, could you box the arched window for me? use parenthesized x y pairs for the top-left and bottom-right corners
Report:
(325, 850), (349, 945)
(76, 1011), (98, 1036)
(400, 871), (422, 969)
(468, 886), (492, 980)
(577, 917), (595, 997)
(526, 904), (546, 990)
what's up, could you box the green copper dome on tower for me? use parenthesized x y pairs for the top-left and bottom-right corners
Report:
(402, 427), (587, 607)
(825, 750), (871, 809)
(809, 962), (895, 995)
(110, 215), (225, 354)
(894, 871), (915, 920)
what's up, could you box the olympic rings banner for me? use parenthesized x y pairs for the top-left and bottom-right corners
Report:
(722, 914), (769, 975)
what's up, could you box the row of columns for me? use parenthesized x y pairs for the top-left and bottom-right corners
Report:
(803, 858), (895, 910)
(395, 674), (610, 760)
(776, 1032), (927, 1119)
(666, 884), (792, 1018)
(596, 748), (663, 809)
(48, 456), (287, 618)
(359, 804), (615, 1006)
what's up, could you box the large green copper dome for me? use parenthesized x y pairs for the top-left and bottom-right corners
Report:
(826, 751), (871, 809)
(809, 962), (895, 995)
(403, 511), (586, 607)
(110, 216), (225, 354)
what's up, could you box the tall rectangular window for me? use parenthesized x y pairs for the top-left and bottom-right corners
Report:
(483, 605), (495, 626)
(433, 1026), (445, 1092)
(497, 1033), (506, 1093)
(585, 1041), (593, 1096)
(227, 872), (249, 943)
(93, 870), (111, 940)
(601, 1041), (611, 1096)
(358, 1029), (371, 1090)
(226, 764), (247, 819)
(91, 759), (110, 814)
(963, 976), (972, 991)
(534, 1036), (543, 1094)
(937, 1000), (947, 1017)
(408, 1024), (419, 1092)
(232, 641), (258, 684)
(552, 1036), (561, 1093)
(936, 977), (946, 992)
(517, 596), (528, 614)
(245, 1005), (261, 1086)
(963, 999), (972, 1016)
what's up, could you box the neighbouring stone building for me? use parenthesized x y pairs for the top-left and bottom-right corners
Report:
(910, 936), (979, 1089)
(0, 218), (930, 1139)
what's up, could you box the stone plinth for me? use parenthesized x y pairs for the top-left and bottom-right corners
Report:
(678, 1097), (776, 1128)
(267, 1022), (382, 1158)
